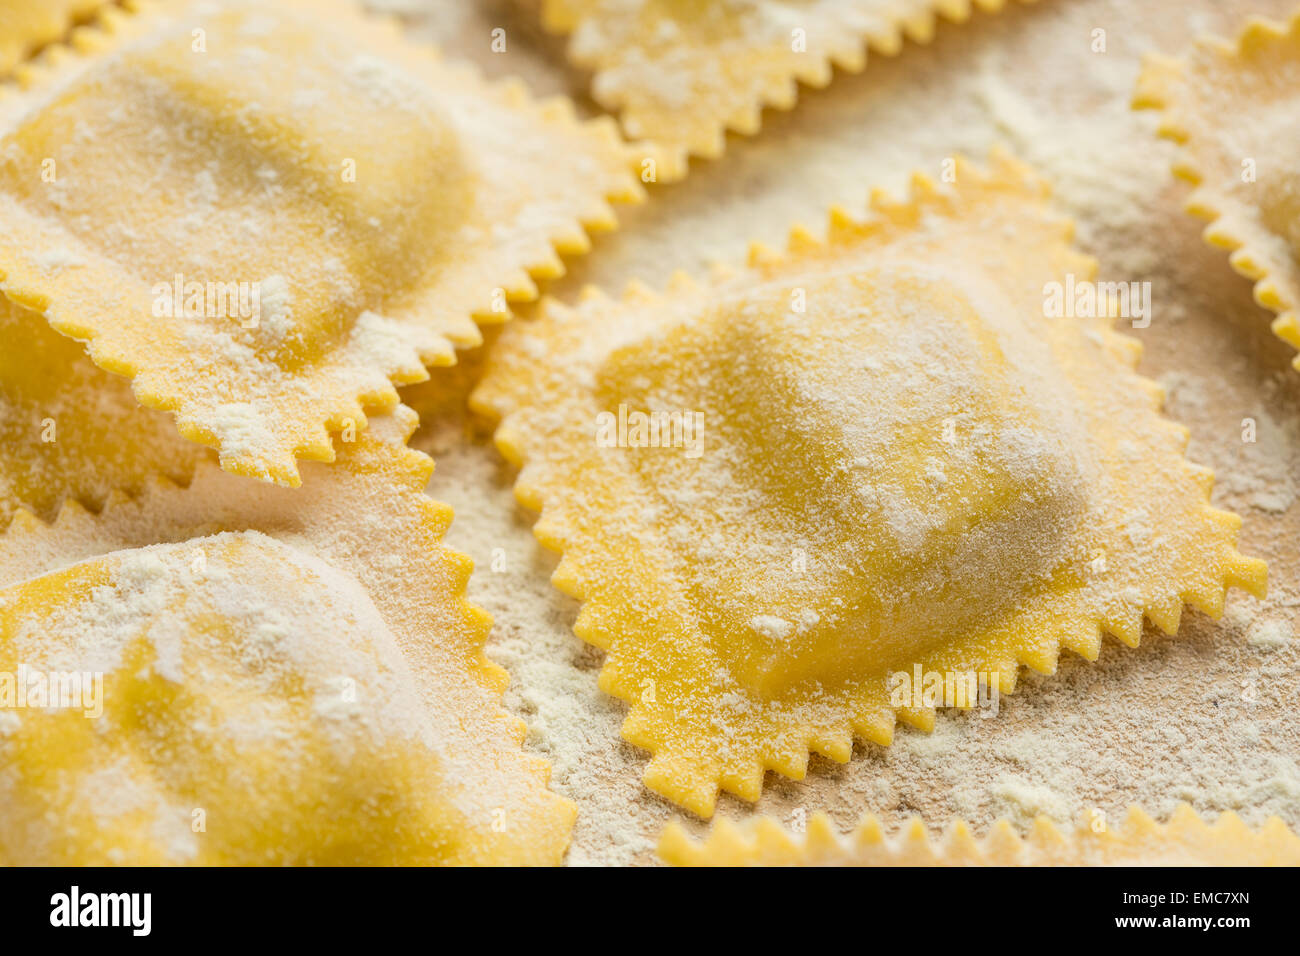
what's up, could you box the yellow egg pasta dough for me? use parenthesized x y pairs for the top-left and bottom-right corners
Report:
(0, 295), (209, 531)
(473, 152), (1266, 817)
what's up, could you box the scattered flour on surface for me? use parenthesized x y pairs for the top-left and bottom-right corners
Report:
(391, 0), (1300, 863)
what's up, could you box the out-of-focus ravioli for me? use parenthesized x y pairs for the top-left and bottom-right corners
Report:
(1135, 10), (1300, 370)
(537, 0), (1036, 179)
(0, 0), (640, 484)
(0, 409), (575, 865)
(660, 805), (1300, 866)
(0, 0), (106, 75)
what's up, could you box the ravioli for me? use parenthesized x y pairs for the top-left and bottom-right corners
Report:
(0, 0), (641, 486)
(473, 152), (1267, 817)
(0, 0), (106, 75)
(538, 0), (1036, 180)
(659, 805), (1300, 866)
(0, 296), (208, 531)
(1134, 10), (1300, 370)
(0, 408), (575, 865)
